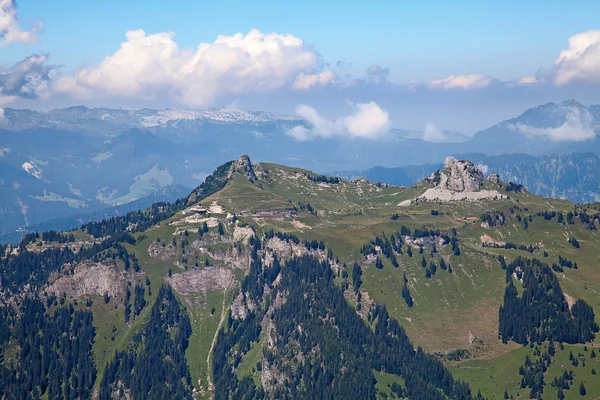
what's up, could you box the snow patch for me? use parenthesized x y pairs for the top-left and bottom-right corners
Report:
(92, 151), (113, 163)
(22, 161), (42, 179)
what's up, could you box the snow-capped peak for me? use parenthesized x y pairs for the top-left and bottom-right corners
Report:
(139, 107), (301, 127)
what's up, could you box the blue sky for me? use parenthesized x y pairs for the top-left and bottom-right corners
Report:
(2, 0), (600, 134)
(8, 0), (599, 81)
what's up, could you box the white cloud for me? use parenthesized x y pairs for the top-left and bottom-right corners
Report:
(517, 76), (539, 85)
(286, 101), (391, 141)
(421, 122), (448, 143)
(476, 163), (489, 175)
(56, 29), (326, 107)
(0, 54), (56, 101)
(365, 65), (390, 83)
(429, 74), (495, 89)
(293, 70), (337, 89)
(509, 107), (595, 141)
(0, 0), (42, 47)
(0, 107), (5, 120)
(551, 30), (600, 86)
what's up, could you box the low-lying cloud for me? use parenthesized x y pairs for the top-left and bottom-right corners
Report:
(286, 101), (391, 141)
(429, 74), (496, 90)
(509, 107), (596, 141)
(421, 122), (447, 142)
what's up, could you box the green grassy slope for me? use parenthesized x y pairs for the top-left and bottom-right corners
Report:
(7, 156), (600, 399)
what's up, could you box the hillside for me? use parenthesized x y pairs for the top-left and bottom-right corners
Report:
(1, 155), (599, 399)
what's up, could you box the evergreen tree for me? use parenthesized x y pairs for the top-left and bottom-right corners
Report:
(352, 262), (362, 293)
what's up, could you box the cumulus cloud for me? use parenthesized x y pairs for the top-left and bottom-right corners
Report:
(550, 30), (600, 86)
(509, 107), (595, 141)
(286, 101), (390, 141)
(293, 70), (337, 89)
(0, 54), (57, 104)
(429, 73), (495, 89)
(56, 29), (328, 107)
(0, 0), (42, 47)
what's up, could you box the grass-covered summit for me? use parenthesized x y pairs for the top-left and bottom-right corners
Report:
(1, 155), (599, 399)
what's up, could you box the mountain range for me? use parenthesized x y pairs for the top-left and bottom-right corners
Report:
(1, 155), (599, 399)
(1, 99), (599, 239)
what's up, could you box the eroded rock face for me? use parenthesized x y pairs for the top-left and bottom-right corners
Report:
(148, 240), (177, 261)
(232, 155), (258, 182)
(487, 173), (502, 185)
(48, 260), (130, 299)
(442, 158), (484, 192)
(166, 267), (235, 296)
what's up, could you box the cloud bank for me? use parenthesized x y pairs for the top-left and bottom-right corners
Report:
(0, 0), (42, 47)
(286, 101), (390, 141)
(428, 74), (496, 90)
(56, 29), (332, 107)
(509, 107), (596, 141)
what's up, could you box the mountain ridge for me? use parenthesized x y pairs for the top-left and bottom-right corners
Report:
(1, 155), (599, 399)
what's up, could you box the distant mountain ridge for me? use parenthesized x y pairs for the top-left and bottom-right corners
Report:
(1, 99), (600, 239)
(0, 105), (303, 135)
(332, 152), (600, 204)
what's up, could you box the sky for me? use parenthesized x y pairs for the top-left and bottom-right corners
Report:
(1, 0), (600, 135)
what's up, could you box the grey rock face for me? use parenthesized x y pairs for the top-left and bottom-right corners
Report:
(441, 158), (484, 192)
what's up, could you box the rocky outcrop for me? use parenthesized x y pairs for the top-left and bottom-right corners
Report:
(440, 158), (485, 192)
(166, 267), (235, 296)
(487, 173), (501, 185)
(47, 260), (131, 299)
(231, 155), (258, 182)
(400, 157), (506, 205)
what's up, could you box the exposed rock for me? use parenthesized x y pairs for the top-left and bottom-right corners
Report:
(166, 267), (235, 296)
(148, 240), (177, 260)
(231, 292), (248, 320)
(480, 234), (506, 247)
(402, 157), (506, 204)
(231, 155), (258, 182)
(265, 237), (326, 262)
(233, 225), (255, 244)
(47, 260), (131, 299)
(440, 158), (485, 192)
(487, 173), (502, 185)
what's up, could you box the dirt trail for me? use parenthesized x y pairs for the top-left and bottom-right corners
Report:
(206, 284), (228, 395)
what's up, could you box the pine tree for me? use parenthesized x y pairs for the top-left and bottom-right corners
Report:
(352, 262), (362, 293)
(579, 382), (586, 396)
